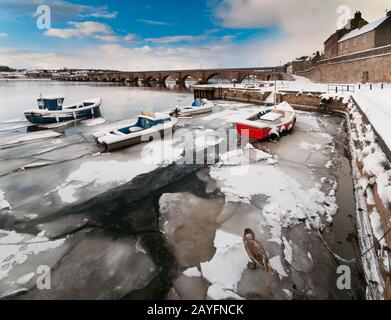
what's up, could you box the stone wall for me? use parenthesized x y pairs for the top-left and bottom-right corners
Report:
(338, 30), (376, 56)
(299, 52), (391, 83)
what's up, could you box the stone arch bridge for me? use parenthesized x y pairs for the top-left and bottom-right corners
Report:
(58, 67), (287, 86)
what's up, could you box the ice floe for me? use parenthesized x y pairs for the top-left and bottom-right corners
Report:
(0, 190), (11, 210)
(200, 230), (248, 295)
(0, 230), (65, 281)
(1, 131), (61, 146)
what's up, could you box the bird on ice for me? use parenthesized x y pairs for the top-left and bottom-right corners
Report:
(243, 228), (276, 274)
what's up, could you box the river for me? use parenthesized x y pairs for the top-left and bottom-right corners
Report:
(0, 80), (193, 122)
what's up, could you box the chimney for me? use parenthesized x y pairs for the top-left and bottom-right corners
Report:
(387, 10), (391, 17)
(355, 11), (362, 19)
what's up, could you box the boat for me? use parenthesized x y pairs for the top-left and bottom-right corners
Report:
(170, 99), (214, 117)
(93, 112), (178, 152)
(24, 95), (102, 125)
(235, 102), (296, 141)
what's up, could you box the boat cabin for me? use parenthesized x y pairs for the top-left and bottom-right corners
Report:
(191, 99), (209, 107)
(114, 114), (172, 135)
(37, 96), (65, 111)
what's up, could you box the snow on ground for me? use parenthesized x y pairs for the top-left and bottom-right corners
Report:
(352, 91), (391, 151)
(210, 146), (337, 233)
(348, 101), (391, 211)
(369, 210), (387, 247)
(346, 99), (388, 298)
(55, 159), (156, 203)
(183, 267), (201, 278)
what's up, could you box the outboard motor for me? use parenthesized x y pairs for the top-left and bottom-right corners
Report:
(170, 106), (181, 117)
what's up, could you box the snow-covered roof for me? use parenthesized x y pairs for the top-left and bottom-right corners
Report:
(38, 95), (65, 100)
(338, 16), (389, 42)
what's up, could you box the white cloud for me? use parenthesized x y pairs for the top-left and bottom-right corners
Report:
(0, 0), (117, 21)
(212, 0), (391, 61)
(44, 21), (137, 43)
(145, 35), (205, 44)
(138, 19), (173, 26)
(95, 33), (137, 43)
(0, 32), (8, 37)
(45, 21), (112, 39)
(86, 11), (118, 19)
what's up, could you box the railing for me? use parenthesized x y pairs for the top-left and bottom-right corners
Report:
(327, 84), (355, 94)
(278, 83), (289, 90)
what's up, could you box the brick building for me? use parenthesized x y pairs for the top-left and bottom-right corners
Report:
(324, 11), (368, 59)
(338, 12), (391, 56)
(287, 52), (321, 74)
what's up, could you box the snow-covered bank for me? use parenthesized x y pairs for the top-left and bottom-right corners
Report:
(346, 98), (391, 299)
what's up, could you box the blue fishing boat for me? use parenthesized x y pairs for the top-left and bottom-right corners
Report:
(24, 95), (102, 125)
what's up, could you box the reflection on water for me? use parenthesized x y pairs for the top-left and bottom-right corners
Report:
(0, 80), (194, 123)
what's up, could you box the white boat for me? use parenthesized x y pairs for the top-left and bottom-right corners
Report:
(93, 112), (178, 152)
(24, 95), (102, 125)
(171, 99), (214, 117)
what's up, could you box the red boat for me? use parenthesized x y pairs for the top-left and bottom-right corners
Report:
(236, 102), (296, 141)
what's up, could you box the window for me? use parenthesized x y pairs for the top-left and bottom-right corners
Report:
(353, 38), (357, 47)
(340, 43), (343, 50)
(345, 41), (348, 49)
(363, 34), (367, 44)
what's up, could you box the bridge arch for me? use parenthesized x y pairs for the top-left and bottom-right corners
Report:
(206, 73), (230, 84)
(134, 77), (147, 86)
(146, 76), (160, 86)
(239, 73), (259, 84)
(163, 75), (177, 88)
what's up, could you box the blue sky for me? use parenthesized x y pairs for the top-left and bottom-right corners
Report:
(0, 0), (387, 69)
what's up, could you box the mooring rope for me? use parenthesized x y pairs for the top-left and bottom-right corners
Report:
(317, 226), (391, 264)
(0, 239), (56, 246)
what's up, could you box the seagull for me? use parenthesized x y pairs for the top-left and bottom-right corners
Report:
(243, 228), (276, 274)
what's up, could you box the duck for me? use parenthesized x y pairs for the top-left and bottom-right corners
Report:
(243, 228), (276, 274)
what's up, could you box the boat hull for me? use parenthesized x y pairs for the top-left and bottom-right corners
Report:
(236, 103), (296, 141)
(95, 116), (178, 152)
(236, 118), (295, 141)
(179, 106), (213, 116)
(24, 105), (101, 125)
(100, 127), (171, 152)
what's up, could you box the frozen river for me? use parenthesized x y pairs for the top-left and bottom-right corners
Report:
(0, 81), (364, 299)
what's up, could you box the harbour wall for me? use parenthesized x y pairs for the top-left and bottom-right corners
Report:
(295, 45), (391, 83)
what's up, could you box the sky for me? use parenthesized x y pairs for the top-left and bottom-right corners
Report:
(0, 0), (389, 70)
